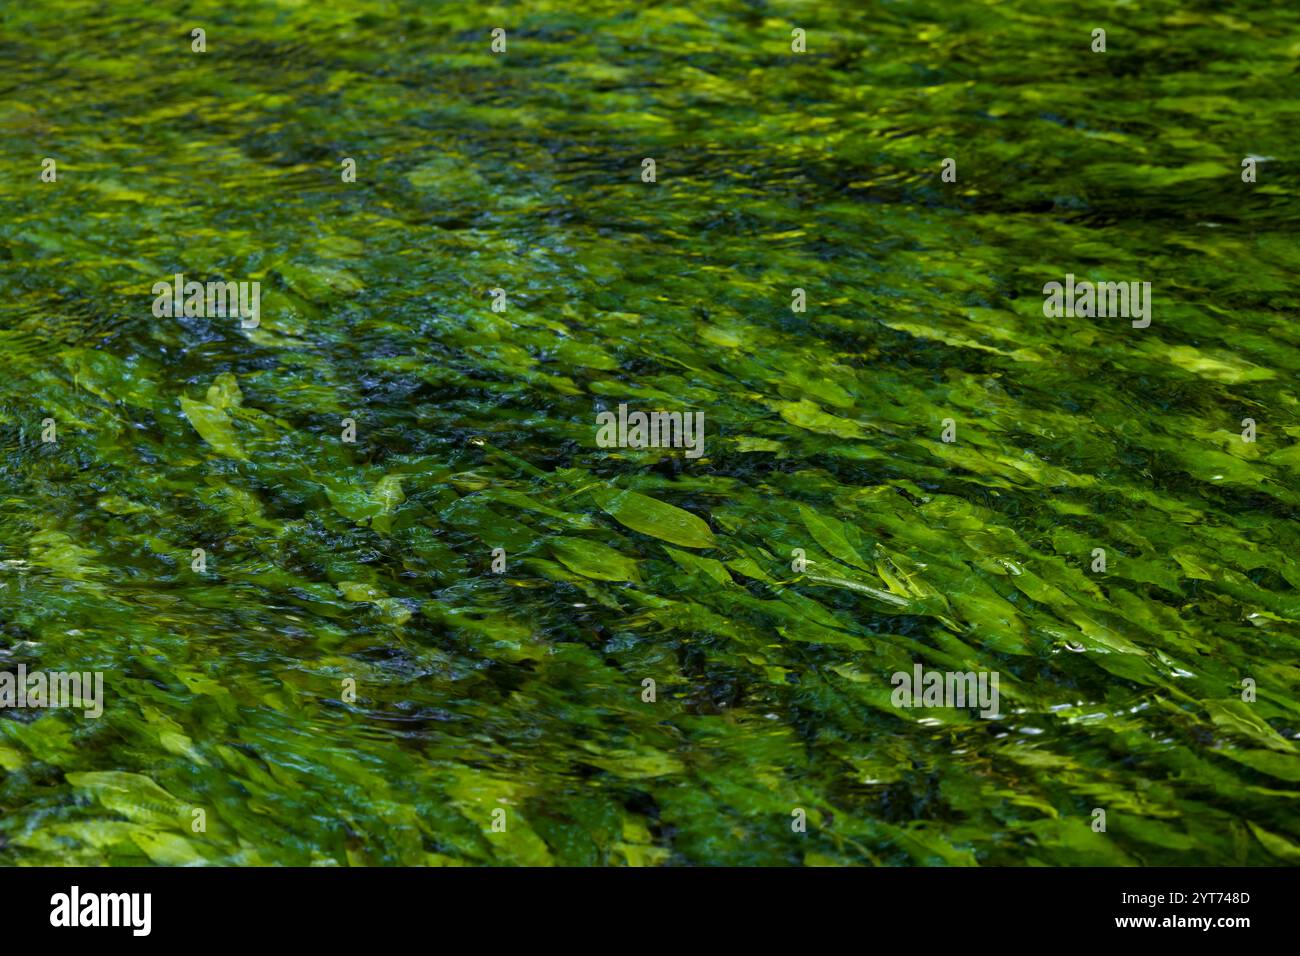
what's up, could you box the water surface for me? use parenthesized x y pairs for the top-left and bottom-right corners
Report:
(0, 0), (1298, 865)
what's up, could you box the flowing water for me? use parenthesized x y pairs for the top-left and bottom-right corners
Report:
(0, 1), (1298, 865)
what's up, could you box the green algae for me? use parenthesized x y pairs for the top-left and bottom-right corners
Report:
(0, 0), (1298, 867)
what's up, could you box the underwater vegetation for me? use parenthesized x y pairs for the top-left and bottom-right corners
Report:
(0, 0), (1298, 866)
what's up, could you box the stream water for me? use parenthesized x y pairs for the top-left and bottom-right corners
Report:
(0, 1), (1297, 865)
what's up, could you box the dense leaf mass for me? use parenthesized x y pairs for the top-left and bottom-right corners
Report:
(0, 1), (1298, 865)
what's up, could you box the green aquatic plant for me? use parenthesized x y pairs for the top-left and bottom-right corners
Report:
(0, 0), (1298, 866)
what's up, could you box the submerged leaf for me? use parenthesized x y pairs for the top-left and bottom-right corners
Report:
(550, 537), (641, 582)
(180, 395), (247, 460)
(591, 488), (716, 549)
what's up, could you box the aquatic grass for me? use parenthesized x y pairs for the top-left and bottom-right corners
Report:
(0, 0), (1298, 866)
